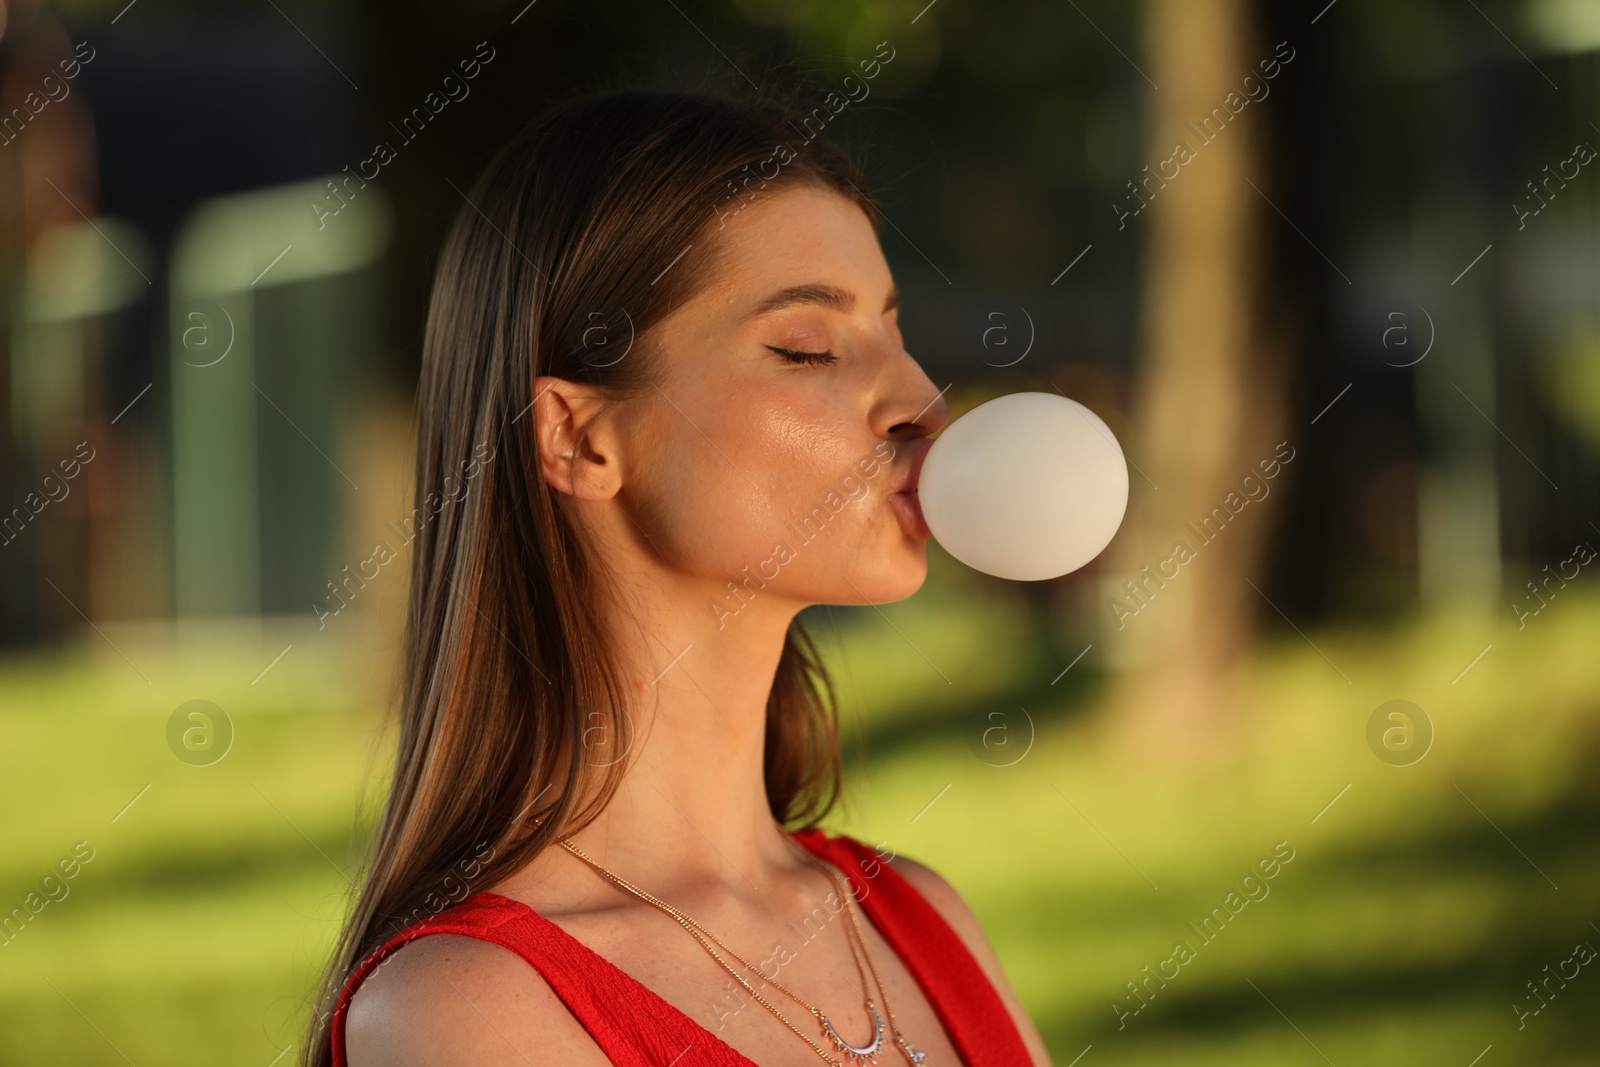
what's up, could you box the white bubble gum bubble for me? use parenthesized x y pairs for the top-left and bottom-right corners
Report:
(918, 391), (1129, 581)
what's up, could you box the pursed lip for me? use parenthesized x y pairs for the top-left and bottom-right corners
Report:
(887, 437), (937, 541)
(893, 437), (935, 495)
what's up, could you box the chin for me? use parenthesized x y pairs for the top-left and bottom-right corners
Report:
(855, 542), (929, 604)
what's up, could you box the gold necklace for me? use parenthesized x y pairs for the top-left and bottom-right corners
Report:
(801, 849), (930, 1066)
(721, 848), (925, 1065)
(556, 835), (929, 1065)
(795, 847), (931, 1066)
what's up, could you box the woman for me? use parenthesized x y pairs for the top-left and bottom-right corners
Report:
(304, 88), (1054, 1067)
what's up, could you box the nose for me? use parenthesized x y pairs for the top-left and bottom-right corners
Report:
(873, 349), (950, 442)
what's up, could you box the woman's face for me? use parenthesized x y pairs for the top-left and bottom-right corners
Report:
(563, 183), (949, 617)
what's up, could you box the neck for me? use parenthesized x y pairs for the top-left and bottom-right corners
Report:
(557, 564), (814, 896)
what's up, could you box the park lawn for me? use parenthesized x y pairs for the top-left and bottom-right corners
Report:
(1, 557), (1597, 1065)
(824, 564), (1600, 1066)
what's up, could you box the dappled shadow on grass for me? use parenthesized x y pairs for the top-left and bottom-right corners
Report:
(64, 826), (363, 903)
(839, 618), (1106, 769)
(1033, 786), (1600, 1064)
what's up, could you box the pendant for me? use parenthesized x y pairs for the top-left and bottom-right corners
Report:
(820, 1003), (887, 1064)
(896, 1035), (929, 1064)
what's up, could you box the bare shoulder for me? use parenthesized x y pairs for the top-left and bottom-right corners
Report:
(343, 933), (610, 1067)
(888, 853), (1057, 1067)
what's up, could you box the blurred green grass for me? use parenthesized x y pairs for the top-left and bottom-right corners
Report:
(2, 557), (1597, 1065)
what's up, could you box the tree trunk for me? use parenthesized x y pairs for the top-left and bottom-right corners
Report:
(1100, 0), (1293, 736)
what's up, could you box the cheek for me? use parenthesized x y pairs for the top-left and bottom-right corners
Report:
(652, 464), (775, 565)
(634, 388), (876, 576)
(627, 395), (784, 568)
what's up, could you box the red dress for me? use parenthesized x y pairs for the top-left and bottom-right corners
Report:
(329, 828), (1035, 1066)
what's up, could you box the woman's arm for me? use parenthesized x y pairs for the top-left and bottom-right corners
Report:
(892, 855), (1057, 1067)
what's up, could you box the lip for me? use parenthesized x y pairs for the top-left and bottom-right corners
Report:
(888, 437), (936, 540)
(895, 437), (935, 495)
(888, 490), (933, 540)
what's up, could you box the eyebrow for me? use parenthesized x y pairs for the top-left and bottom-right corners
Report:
(747, 283), (900, 320)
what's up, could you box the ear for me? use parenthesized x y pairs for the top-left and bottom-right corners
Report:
(532, 376), (622, 499)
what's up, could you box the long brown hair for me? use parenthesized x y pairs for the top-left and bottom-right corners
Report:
(302, 88), (879, 1065)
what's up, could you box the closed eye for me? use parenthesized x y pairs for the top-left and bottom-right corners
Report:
(765, 344), (838, 366)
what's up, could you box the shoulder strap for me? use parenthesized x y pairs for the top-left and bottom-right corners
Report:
(792, 829), (1035, 1067)
(328, 893), (754, 1067)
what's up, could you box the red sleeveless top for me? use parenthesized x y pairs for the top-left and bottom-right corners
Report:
(328, 828), (1033, 1066)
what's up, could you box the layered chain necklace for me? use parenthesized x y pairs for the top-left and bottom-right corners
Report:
(557, 833), (931, 1066)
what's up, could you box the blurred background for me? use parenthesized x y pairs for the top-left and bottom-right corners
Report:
(2, 0), (1598, 1062)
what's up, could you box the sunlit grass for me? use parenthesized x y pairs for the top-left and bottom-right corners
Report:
(823, 560), (1600, 1066)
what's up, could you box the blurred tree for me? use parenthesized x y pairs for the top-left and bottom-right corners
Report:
(0, 0), (104, 645)
(1100, 0), (1295, 733)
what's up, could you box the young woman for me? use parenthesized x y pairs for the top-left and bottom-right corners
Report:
(304, 88), (1054, 1067)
